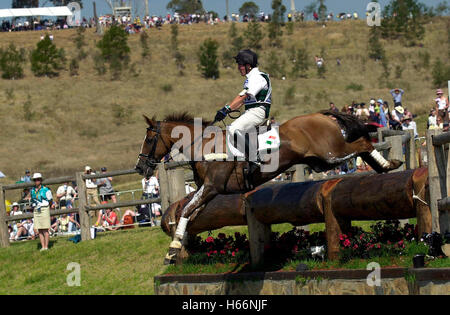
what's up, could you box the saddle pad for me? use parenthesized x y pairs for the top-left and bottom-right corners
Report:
(258, 127), (280, 151)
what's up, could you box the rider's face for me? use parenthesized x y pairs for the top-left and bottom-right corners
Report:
(238, 64), (247, 76)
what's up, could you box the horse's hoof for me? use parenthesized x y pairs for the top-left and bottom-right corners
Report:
(163, 240), (182, 265)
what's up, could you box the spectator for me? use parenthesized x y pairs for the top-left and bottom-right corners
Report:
(390, 105), (405, 130)
(377, 99), (388, 127)
(390, 88), (404, 106)
(14, 218), (35, 241)
(84, 166), (100, 217)
(329, 102), (339, 112)
(96, 205), (120, 231)
(97, 167), (117, 203)
(21, 170), (31, 183)
(142, 174), (159, 199)
(31, 172), (53, 251)
(56, 182), (77, 208)
(68, 212), (81, 233)
(359, 103), (370, 121)
(10, 202), (21, 216)
(428, 108), (438, 129)
(435, 89), (449, 123)
(315, 55), (324, 68)
(401, 114), (418, 138)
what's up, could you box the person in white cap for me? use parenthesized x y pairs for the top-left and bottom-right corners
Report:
(84, 166), (100, 217)
(31, 173), (54, 251)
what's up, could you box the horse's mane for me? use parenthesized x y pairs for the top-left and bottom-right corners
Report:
(320, 110), (371, 142)
(163, 112), (212, 126)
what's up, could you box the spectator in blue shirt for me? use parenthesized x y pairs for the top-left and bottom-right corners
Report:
(390, 88), (404, 106)
(21, 170), (31, 183)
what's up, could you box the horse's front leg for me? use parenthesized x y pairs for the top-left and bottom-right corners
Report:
(164, 184), (218, 265)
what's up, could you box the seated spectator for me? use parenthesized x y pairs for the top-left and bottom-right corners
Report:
(68, 213), (81, 232)
(95, 203), (119, 230)
(10, 202), (22, 216)
(329, 102), (338, 112)
(14, 219), (35, 241)
(56, 182), (77, 208)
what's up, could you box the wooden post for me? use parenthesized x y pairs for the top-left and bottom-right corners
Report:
(0, 186), (10, 248)
(378, 127), (388, 159)
(76, 172), (91, 241)
(386, 135), (404, 172)
(405, 129), (416, 170)
(168, 168), (186, 204)
(293, 164), (306, 182)
(245, 199), (271, 269)
(426, 129), (443, 232)
(293, 165), (309, 231)
(157, 164), (170, 214)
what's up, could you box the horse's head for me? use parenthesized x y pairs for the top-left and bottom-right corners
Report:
(135, 115), (172, 178)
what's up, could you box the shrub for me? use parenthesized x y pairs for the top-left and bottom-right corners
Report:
(171, 24), (179, 53)
(30, 35), (66, 77)
(140, 31), (150, 59)
(73, 26), (87, 60)
(0, 43), (26, 79)
(268, 0), (286, 47)
(161, 83), (173, 93)
(432, 58), (450, 88)
(266, 50), (286, 79)
(290, 43), (309, 78)
(368, 27), (385, 61)
(198, 38), (220, 79)
(346, 83), (364, 91)
(246, 20), (264, 50)
(96, 25), (130, 80)
(23, 94), (35, 121)
(69, 58), (79, 76)
(111, 103), (133, 126)
(284, 85), (296, 106)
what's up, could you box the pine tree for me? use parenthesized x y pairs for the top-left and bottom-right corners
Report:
(290, 42), (309, 78)
(0, 43), (26, 79)
(246, 20), (264, 50)
(30, 35), (66, 77)
(268, 0), (286, 47)
(198, 38), (219, 79)
(96, 24), (130, 80)
(368, 27), (385, 61)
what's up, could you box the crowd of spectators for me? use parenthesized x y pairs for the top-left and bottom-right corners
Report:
(6, 164), (166, 247)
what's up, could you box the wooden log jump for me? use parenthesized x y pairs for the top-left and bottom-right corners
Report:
(161, 168), (432, 264)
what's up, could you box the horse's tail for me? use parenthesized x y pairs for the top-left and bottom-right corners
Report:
(320, 110), (371, 143)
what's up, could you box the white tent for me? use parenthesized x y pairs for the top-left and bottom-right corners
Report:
(0, 6), (73, 19)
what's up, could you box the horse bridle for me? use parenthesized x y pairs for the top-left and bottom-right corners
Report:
(138, 121), (170, 169)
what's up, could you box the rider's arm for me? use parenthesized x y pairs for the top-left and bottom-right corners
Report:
(228, 94), (247, 111)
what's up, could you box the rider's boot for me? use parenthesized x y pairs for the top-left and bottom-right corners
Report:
(164, 217), (189, 265)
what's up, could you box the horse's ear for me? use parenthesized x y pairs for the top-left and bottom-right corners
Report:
(143, 115), (154, 128)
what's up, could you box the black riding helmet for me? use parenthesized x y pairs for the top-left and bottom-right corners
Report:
(234, 49), (258, 68)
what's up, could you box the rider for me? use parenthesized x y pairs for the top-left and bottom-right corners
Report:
(214, 49), (272, 162)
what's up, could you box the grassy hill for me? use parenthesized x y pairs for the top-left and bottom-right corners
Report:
(0, 18), (449, 182)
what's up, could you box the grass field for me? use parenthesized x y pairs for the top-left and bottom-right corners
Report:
(0, 18), (449, 182)
(1, 219), (448, 294)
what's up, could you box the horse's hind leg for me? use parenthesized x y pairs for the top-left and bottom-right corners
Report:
(345, 137), (403, 173)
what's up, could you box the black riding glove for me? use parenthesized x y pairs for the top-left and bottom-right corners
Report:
(214, 105), (231, 122)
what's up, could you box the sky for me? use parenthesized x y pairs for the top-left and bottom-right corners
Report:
(0, 0), (448, 19)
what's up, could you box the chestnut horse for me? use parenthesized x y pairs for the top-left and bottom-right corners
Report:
(135, 111), (402, 264)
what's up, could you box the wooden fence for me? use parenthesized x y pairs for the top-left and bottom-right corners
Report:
(1, 127), (448, 250)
